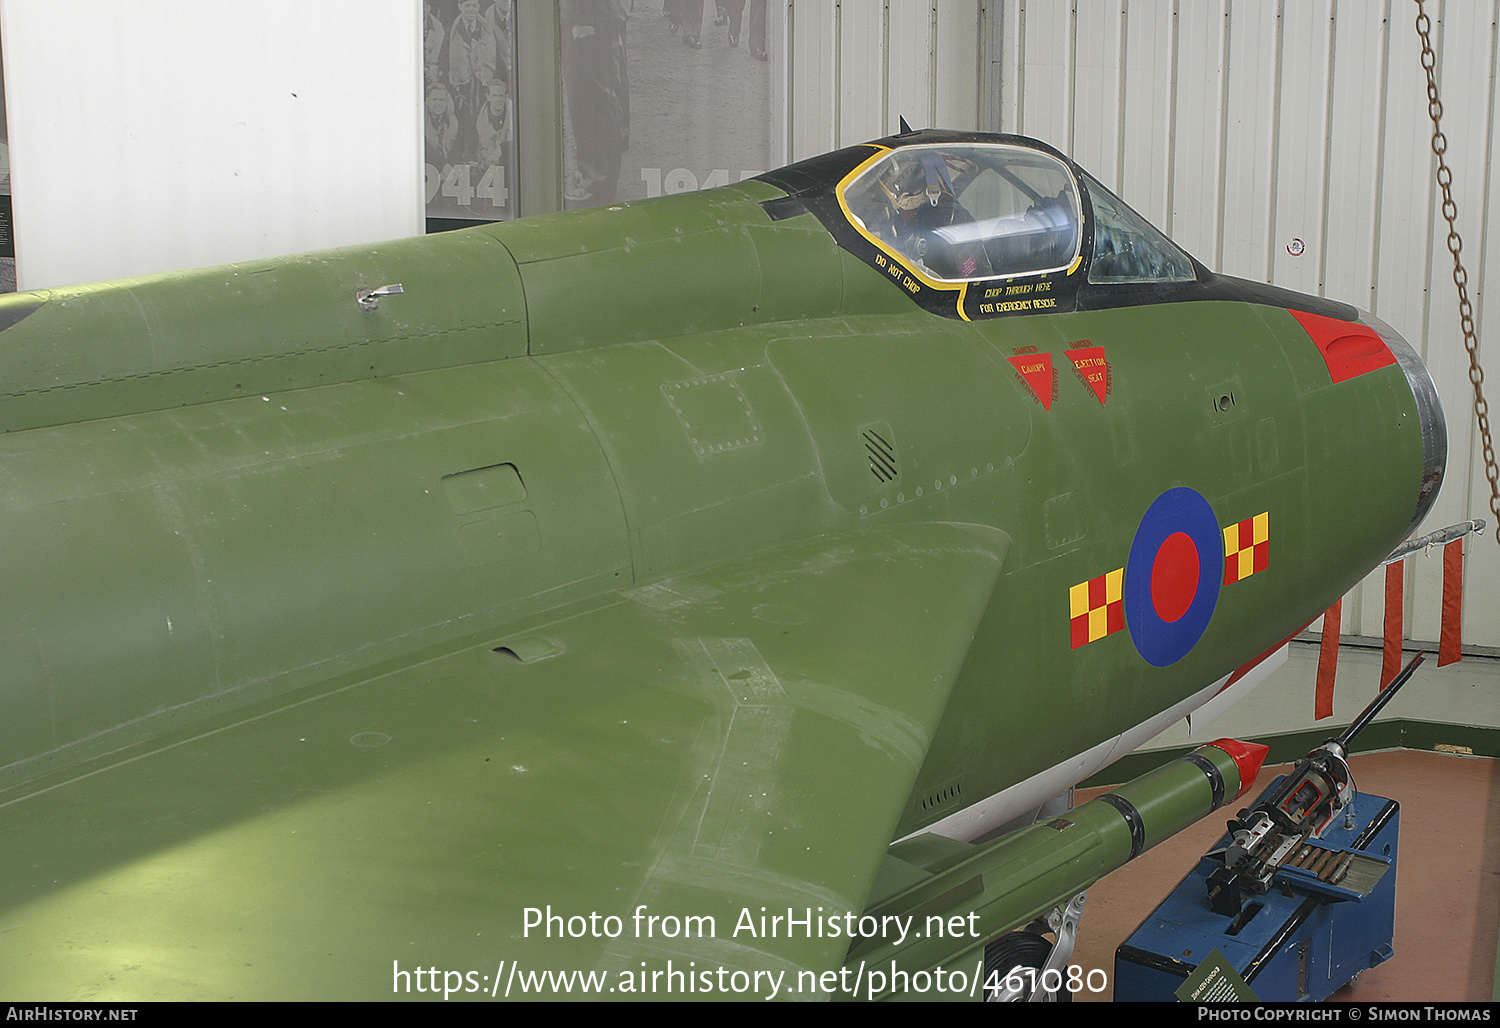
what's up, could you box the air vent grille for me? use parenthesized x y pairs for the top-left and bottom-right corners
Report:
(920, 781), (964, 811)
(863, 427), (898, 483)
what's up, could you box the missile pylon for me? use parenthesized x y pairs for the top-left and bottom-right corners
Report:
(844, 739), (1269, 998)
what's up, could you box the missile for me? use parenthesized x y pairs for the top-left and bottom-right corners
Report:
(846, 739), (1269, 997)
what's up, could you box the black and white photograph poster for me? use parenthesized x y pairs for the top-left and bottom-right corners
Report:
(561, 0), (772, 210)
(424, 0), (519, 220)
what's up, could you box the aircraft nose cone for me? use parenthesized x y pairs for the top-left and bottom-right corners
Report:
(1361, 312), (1446, 534)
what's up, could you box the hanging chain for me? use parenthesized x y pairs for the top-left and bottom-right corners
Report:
(1414, 0), (1500, 547)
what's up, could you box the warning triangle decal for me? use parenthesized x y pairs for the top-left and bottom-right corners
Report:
(1008, 353), (1055, 410)
(1067, 344), (1110, 405)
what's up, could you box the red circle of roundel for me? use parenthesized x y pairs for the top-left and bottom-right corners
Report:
(1151, 532), (1200, 623)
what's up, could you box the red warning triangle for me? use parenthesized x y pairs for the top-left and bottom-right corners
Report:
(1008, 353), (1054, 410)
(1067, 345), (1110, 405)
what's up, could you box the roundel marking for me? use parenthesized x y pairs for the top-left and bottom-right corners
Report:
(1126, 487), (1223, 667)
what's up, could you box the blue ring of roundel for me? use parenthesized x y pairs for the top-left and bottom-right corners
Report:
(1125, 487), (1223, 667)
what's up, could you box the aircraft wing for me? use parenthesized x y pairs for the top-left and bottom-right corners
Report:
(0, 521), (1007, 1000)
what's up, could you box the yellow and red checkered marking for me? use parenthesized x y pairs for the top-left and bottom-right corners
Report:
(1223, 512), (1269, 585)
(1070, 568), (1124, 648)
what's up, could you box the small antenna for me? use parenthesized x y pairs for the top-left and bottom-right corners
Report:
(898, 115), (914, 135)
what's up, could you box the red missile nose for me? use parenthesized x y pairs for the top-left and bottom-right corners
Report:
(1206, 738), (1271, 798)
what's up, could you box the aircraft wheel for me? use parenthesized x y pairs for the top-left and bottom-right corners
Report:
(984, 930), (1071, 1002)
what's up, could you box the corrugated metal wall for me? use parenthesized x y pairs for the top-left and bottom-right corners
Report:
(772, 0), (987, 162)
(991, 0), (1500, 651)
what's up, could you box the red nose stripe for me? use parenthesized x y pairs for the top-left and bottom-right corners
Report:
(1289, 308), (1397, 384)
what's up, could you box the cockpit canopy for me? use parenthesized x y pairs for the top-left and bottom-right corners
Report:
(1080, 168), (1197, 285)
(838, 142), (1195, 287)
(842, 143), (1081, 282)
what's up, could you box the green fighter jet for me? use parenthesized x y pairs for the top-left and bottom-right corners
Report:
(0, 130), (1444, 1001)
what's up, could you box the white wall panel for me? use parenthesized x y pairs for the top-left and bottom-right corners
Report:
(837, 0), (888, 145)
(887, 1), (936, 133)
(0, 0), (423, 291)
(787, 0), (839, 158)
(1321, 0), (1385, 311)
(1172, 0), (1228, 265)
(994, 0), (1500, 655)
(1268, 0), (1333, 299)
(1471, 11), (1500, 655)
(1020, 2), (1073, 143)
(932, 0), (982, 130)
(780, 1), (986, 160)
(1219, 3), (1278, 281)
(996, 0), (1026, 132)
(1070, 2), (1125, 186)
(1119, 0), (1176, 230)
